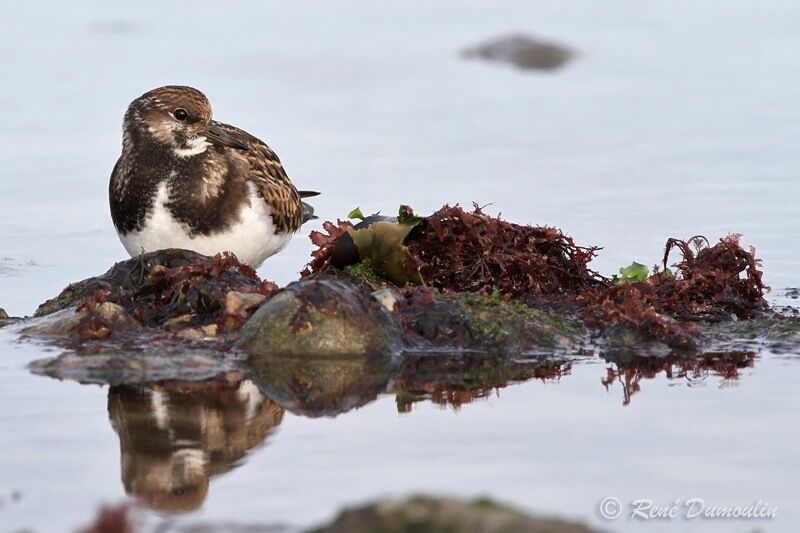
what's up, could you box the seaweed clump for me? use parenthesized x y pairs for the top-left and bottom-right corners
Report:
(407, 205), (603, 296)
(305, 206), (769, 351)
(305, 204), (604, 297)
(303, 219), (354, 275)
(580, 235), (768, 348)
(39, 250), (279, 341)
(125, 252), (278, 329)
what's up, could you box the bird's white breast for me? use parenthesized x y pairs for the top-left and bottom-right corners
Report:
(118, 182), (291, 267)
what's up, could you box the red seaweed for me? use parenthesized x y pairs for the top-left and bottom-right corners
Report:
(580, 235), (768, 347)
(306, 206), (769, 349)
(301, 219), (354, 276)
(407, 204), (604, 297)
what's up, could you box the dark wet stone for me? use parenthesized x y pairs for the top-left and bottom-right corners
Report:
(308, 495), (600, 533)
(240, 278), (405, 358)
(602, 323), (673, 358)
(34, 249), (265, 320)
(400, 291), (585, 353)
(22, 302), (140, 339)
(462, 33), (574, 71)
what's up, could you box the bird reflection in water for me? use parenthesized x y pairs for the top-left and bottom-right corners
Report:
(107, 378), (283, 512)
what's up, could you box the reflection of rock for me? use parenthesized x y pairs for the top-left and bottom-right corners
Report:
(249, 352), (395, 418)
(309, 495), (599, 533)
(74, 495), (601, 533)
(241, 278), (404, 358)
(462, 33), (574, 71)
(107, 379), (282, 513)
(28, 345), (242, 386)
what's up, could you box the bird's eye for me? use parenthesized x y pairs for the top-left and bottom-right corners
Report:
(174, 108), (189, 121)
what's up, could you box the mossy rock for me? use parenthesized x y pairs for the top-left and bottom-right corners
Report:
(457, 292), (584, 349)
(399, 291), (585, 352)
(240, 279), (404, 358)
(308, 495), (599, 533)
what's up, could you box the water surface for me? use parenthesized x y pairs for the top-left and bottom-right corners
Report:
(1, 1), (799, 532)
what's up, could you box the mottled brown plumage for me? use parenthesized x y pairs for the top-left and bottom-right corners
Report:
(207, 121), (304, 233)
(109, 85), (318, 267)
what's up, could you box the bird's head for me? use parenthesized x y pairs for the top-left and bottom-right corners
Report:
(123, 85), (246, 157)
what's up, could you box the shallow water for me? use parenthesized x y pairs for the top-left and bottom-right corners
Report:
(1, 1), (799, 532)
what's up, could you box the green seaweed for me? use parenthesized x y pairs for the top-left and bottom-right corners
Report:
(348, 221), (424, 285)
(343, 259), (386, 290)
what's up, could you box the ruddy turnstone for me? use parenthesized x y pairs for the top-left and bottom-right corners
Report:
(109, 85), (318, 267)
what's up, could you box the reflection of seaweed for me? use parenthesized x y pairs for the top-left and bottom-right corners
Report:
(395, 352), (571, 412)
(76, 503), (136, 533)
(601, 352), (756, 406)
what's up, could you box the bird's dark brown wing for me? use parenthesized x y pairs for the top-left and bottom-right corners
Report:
(210, 120), (305, 233)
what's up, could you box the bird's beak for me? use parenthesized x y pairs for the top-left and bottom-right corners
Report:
(206, 123), (248, 150)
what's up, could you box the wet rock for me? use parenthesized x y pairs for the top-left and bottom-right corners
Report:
(399, 290), (585, 353)
(764, 317), (800, 342)
(602, 323), (673, 358)
(308, 495), (599, 533)
(372, 287), (401, 311)
(0, 307), (22, 328)
(21, 301), (138, 339)
(462, 33), (574, 71)
(240, 278), (405, 358)
(34, 249), (273, 328)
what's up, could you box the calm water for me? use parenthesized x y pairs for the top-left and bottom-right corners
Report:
(1, 1), (799, 532)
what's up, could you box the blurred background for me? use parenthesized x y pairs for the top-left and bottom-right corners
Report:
(1, 2), (799, 532)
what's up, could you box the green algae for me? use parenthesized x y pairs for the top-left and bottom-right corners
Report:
(454, 292), (584, 349)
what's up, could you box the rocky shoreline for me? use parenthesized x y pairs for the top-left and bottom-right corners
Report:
(2, 204), (795, 394)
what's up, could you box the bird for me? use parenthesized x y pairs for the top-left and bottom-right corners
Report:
(109, 85), (318, 268)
